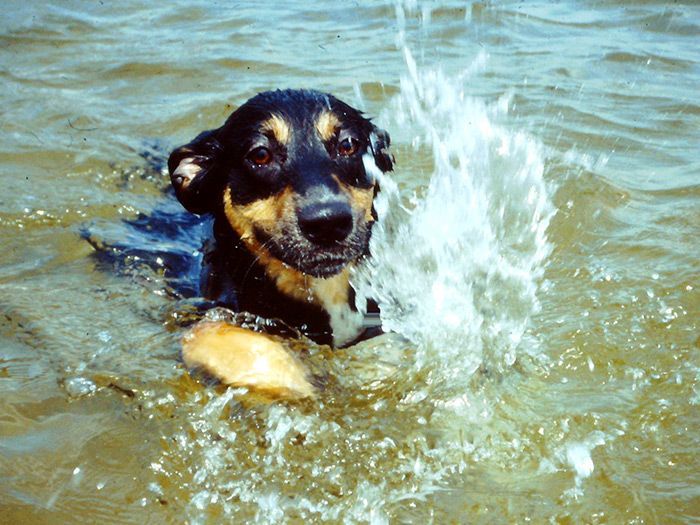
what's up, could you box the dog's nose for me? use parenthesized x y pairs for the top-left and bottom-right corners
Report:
(298, 202), (353, 245)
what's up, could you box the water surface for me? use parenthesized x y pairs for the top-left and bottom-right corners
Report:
(1, 1), (698, 523)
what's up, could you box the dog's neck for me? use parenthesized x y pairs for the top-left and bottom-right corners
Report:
(204, 216), (364, 347)
(309, 272), (366, 347)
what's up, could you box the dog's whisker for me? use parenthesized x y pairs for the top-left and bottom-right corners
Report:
(240, 237), (276, 287)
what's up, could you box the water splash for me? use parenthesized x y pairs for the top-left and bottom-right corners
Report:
(353, 11), (554, 387)
(156, 5), (558, 522)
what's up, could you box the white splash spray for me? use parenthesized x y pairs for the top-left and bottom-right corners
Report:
(353, 6), (554, 387)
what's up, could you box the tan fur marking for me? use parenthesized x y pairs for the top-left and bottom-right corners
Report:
(223, 187), (352, 305)
(311, 269), (351, 307)
(315, 111), (341, 142)
(312, 268), (363, 347)
(260, 114), (291, 144)
(332, 175), (376, 222)
(223, 188), (287, 241)
(348, 186), (375, 222)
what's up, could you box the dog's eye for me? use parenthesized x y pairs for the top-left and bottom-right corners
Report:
(248, 146), (272, 166)
(337, 137), (358, 157)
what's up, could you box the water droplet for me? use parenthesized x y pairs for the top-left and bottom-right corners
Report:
(64, 377), (97, 398)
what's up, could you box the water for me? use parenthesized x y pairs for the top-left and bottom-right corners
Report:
(1, 1), (699, 523)
(354, 45), (553, 384)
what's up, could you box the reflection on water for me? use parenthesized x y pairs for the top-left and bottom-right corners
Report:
(1, 1), (699, 523)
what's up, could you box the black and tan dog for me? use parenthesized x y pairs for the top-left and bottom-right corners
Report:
(168, 89), (392, 397)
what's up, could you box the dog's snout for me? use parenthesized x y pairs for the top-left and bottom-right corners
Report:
(298, 201), (353, 245)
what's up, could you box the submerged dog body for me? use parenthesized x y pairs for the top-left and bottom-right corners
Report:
(168, 89), (392, 347)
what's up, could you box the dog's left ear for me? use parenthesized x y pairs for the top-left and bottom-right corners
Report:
(168, 129), (225, 215)
(369, 126), (394, 173)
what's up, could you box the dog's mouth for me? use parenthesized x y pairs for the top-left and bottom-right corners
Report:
(254, 224), (370, 278)
(292, 253), (352, 278)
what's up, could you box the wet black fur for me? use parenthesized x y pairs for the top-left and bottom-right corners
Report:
(168, 89), (392, 344)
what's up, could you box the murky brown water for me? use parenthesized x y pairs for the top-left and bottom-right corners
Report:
(1, 1), (699, 523)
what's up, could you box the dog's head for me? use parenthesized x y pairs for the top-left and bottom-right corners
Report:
(168, 89), (392, 278)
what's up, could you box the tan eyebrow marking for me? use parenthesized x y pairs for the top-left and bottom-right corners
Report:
(315, 110), (341, 142)
(260, 114), (291, 144)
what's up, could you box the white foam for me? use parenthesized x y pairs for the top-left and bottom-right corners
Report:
(353, 47), (554, 387)
(566, 442), (595, 479)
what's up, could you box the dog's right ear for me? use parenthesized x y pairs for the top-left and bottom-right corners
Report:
(168, 129), (225, 215)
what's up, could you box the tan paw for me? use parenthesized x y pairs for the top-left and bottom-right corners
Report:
(182, 321), (315, 400)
